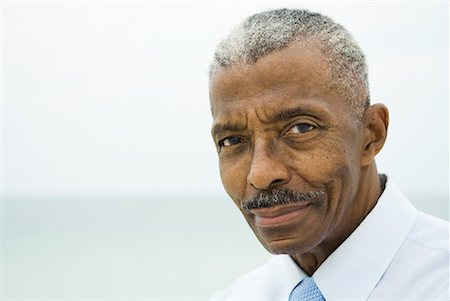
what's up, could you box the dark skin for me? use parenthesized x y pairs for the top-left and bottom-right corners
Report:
(210, 44), (389, 275)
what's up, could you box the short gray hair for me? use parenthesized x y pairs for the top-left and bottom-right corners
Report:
(209, 8), (370, 117)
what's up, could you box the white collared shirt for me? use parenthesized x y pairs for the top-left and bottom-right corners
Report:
(211, 180), (449, 300)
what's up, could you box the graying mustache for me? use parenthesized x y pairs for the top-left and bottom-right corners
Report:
(241, 189), (325, 210)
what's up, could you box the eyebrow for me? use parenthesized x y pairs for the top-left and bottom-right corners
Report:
(212, 123), (245, 137)
(270, 106), (318, 123)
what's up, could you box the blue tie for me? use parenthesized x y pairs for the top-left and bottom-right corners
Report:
(289, 277), (326, 301)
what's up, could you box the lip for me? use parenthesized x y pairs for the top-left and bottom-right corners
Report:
(249, 203), (311, 227)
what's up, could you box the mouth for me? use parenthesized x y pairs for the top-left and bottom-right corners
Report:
(249, 203), (312, 227)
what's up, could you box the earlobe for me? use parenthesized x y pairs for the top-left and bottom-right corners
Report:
(361, 104), (389, 166)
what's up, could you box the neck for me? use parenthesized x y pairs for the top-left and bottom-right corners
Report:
(292, 162), (383, 276)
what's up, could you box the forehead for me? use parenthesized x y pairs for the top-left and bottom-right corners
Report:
(212, 45), (330, 101)
(210, 44), (348, 122)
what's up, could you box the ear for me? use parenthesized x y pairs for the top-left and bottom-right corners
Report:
(361, 104), (389, 167)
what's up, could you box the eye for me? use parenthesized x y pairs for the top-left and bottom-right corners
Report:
(286, 123), (316, 134)
(219, 136), (242, 147)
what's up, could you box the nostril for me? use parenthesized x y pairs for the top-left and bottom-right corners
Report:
(250, 178), (287, 190)
(270, 178), (286, 188)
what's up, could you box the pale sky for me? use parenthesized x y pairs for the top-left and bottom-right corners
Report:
(3, 1), (448, 204)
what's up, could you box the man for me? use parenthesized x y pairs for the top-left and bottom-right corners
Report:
(209, 8), (449, 301)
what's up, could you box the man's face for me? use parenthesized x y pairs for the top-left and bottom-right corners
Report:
(210, 44), (368, 256)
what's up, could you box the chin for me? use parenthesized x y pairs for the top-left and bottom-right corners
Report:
(248, 217), (327, 256)
(256, 232), (319, 256)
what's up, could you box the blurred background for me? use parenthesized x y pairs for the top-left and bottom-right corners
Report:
(2, 1), (448, 299)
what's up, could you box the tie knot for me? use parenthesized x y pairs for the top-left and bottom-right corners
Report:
(289, 277), (325, 301)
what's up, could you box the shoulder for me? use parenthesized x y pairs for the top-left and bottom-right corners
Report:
(211, 255), (302, 301)
(407, 212), (449, 253)
(398, 211), (449, 276)
(373, 212), (449, 299)
(210, 264), (268, 300)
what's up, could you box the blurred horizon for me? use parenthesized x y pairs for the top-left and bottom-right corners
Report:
(3, 193), (448, 298)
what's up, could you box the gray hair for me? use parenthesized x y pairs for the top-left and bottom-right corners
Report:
(209, 8), (370, 117)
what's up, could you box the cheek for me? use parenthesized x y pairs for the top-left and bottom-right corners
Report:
(283, 140), (362, 218)
(219, 158), (250, 203)
(296, 145), (361, 221)
(285, 139), (360, 183)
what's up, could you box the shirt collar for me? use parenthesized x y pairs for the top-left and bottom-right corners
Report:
(308, 177), (418, 301)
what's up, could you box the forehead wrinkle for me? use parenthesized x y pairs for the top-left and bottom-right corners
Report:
(212, 111), (249, 137)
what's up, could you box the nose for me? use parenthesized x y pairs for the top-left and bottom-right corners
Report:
(247, 140), (290, 190)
